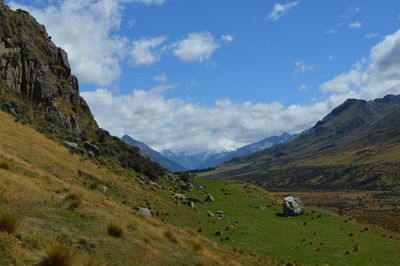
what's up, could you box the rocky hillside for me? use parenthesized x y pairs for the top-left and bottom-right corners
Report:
(201, 95), (400, 190)
(0, 1), (165, 180)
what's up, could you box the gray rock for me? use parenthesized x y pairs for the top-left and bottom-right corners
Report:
(186, 200), (195, 209)
(149, 181), (162, 189)
(216, 211), (225, 215)
(64, 141), (78, 149)
(205, 193), (214, 202)
(173, 193), (186, 201)
(84, 142), (101, 156)
(187, 197), (202, 203)
(207, 211), (215, 217)
(180, 182), (194, 191)
(137, 207), (152, 219)
(101, 185), (110, 196)
(283, 196), (304, 217)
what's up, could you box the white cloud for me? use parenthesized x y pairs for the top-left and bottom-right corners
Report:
(8, 0), (165, 86)
(365, 33), (379, 39)
(83, 29), (400, 154)
(82, 87), (344, 153)
(221, 35), (234, 43)
(267, 1), (300, 21)
(294, 61), (315, 74)
(134, 0), (165, 5)
(349, 22), (362, 30)
(341, 5), (360, 18)
(325, 23), (344, 35)
(131, 37), (167, 66)
(153, 74), (167, 83)
(172, 32), (220, 63)
(321, 29), (400, 99)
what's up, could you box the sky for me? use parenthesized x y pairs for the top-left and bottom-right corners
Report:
(7, 0), (400, 154)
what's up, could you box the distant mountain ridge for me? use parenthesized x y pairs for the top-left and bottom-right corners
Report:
(162, 133), (293, 170)
(121, 135), (186, 172)
(201, 94), (400, 190)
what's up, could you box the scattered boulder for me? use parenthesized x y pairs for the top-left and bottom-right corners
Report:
(283, 196), (304, 217)
(215, 211), (225, 215)
(149, 181), (162, 189)
(186, 200), (195, 209)
(174, 193), (186, 201)
(137, 207), (152, 219)
(84, 141), (101, 156)
(198, 185), (205, 190)
(205, 193), (214, 202)
(180, 182), (194, 191)
(187, 197), (202, 203)
(101, 185), (110, 196)
(64, 141), (78, 149)
(207, 211), (215, 217)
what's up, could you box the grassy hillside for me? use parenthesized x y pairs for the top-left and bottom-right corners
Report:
(0, 110), (399, 265)
(201, 96), (400, 190)
(160, 178), (400, 266)
(0, 111), (278, 266)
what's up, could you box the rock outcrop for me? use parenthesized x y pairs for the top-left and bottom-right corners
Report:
(0, 3), (97, 134)
(0, 1), (166, 180)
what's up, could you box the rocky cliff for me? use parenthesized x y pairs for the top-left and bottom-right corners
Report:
(0, 1), (97, 134)
(0, 1), (166, 180)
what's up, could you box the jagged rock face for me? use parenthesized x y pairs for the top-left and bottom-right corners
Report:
(0, 2), (97, 134)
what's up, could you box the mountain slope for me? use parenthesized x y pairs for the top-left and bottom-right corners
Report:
(163, 133), (292, 170)
(201, 95), (400, 190)
(0, 2), (165, 180)
(0, 110), (279, 266)
(122, 135), (186, 172)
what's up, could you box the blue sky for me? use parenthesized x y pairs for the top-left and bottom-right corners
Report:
(7, 0), (400, 153)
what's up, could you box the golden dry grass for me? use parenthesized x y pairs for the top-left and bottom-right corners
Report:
(0, 111), (278, 266)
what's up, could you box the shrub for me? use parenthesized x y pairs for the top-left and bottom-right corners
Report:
(65, 193), (83, 210)
(42, 246), (74, 266)
(0, 162), (10, 170)
(0, 213), (18, 234)
(107, 224), (124, 238)
(163, 229), (179, 243)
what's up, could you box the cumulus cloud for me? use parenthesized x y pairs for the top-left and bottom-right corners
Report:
(82, 87), (344, 153)
(321, 29), (400, 99)
(267, 1), (300, 21)
(172, 32), (220, 63)
(9, 0), (165, 86)
(131, 37), (167, 66)
(82, 29), (400, 154)
(348, 22), (362, 30)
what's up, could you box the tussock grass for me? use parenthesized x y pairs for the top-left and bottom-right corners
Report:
(107, 223), (124, 238)
(0, 213), (18, 234)
(0, 161), (10, 170)
(163, 229), (179, 243)
(42, 246), (74, 266)
(64, 193), (83, 210)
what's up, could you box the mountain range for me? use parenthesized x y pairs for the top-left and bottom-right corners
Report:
(201, 95), (400, 190)
(122, 133), (292, 172)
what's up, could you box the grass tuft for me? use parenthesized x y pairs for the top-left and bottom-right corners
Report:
(0, 213), (18, 234)
(107, 223), (124, 238)
(42, 246), (74, 266)
(163, 229), (179, 243)
(0, 161), (10, 170)
(65, 193), (83, 210)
